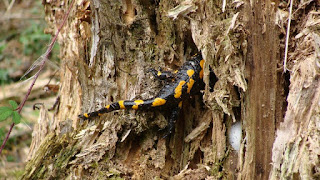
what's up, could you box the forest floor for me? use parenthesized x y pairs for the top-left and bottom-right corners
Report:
(0, 0), (59, 178)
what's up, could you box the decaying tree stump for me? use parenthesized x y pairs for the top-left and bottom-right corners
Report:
(22, 1), (319, 179)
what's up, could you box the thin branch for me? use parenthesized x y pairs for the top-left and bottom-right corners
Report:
(0, 0), (75, 155)
(283, 0), (293, 72)
(5, 0), (15, 14)
(222, 0), (226, 12)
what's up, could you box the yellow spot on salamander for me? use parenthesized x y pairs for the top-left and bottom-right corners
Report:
(84, 113), (89, 118)
(178, 101), (182, 108)
(157, 71), (162, 76)
(132, 100), (144, 110)
(187, 79), (195, 93)
(187, 69), (194, 77)
(174, 70), (178, 73)
(199, 60), (205, 79)
(152, 98), (166, 107)
(118, 100), (125, 109)
(105, 104), (110, 109)
(199, 69), (204, 79)
(174, 80), (186, 98)
(200, 59), (205, 68)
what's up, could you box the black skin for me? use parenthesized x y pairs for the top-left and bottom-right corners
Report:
(147, 68), (175, 81)
(79, 54), (205, 137)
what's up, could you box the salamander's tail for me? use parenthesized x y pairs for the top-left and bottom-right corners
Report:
(78, 97), (167, 119)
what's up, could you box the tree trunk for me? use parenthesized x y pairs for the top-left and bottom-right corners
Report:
(22, 0), (320, 179)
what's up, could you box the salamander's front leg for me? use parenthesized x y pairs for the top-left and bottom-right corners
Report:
(148, 68), (175, 81)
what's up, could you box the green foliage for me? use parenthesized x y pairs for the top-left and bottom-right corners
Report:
(0, 108), (12, 121)
(0, 127), (5, 141)
(9, 100), (18, 110)
(0, 42), (5, 59)
(0, 100), (21, 124)
(12, 112), (22, 124)
(19, 22), (51, 56)
(0, 41), (10, 84)
(6, 155), (15, 162)
(0, 69), (10, 84)
(0, 10), (60, 85)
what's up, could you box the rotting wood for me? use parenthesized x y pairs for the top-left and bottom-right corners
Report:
(23, 0), (239, 179)
(271, 7), (320, 179)
(23, 0), (320, 179)
(241, 1), (283, 179)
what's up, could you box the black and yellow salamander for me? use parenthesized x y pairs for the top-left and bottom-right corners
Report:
(79, 53), (205, 136)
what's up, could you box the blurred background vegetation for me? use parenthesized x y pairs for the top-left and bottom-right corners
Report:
(0, 0), (60, 178)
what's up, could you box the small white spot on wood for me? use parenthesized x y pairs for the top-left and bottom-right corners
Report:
(229, 121), (242, 151)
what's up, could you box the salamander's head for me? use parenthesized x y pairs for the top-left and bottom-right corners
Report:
(190, 53), (203, 63)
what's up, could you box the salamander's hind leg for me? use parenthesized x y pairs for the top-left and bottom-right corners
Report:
(148, 68), (175, 81)
(163, 104), (182, 138)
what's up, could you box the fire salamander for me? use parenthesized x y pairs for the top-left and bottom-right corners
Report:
(79, 54), (205, 136)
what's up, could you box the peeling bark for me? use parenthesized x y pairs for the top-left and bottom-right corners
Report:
(22, 0), (320, 179)
(271, 3), (320, 179)
(241, 1), (282, 179)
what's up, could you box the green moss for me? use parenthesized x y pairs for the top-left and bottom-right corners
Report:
(21, 133), (80, 179)
(37, 165), (46, 178)
(90, 161), (99, 168)
(55, 146), (76, 168)
(106, 169), (123, 180)
(209, 149), (229, 179)
(0, 169), (25, 179)
(109, 177), (124, 180)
